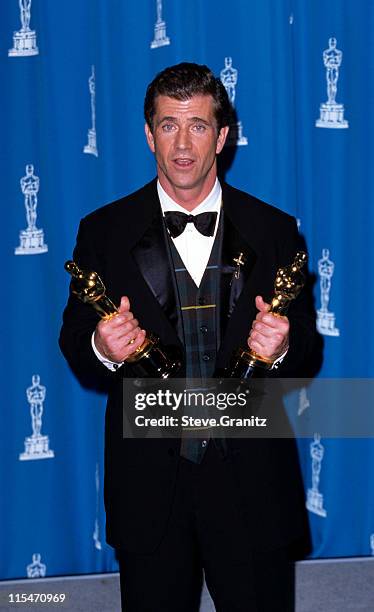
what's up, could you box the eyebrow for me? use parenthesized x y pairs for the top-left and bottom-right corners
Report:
(156, 116), (211, 126)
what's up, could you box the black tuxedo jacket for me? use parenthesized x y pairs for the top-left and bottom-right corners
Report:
(59, 179), (316, 554)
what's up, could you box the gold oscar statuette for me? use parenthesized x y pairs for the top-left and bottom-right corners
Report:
(226, 251), (308, 379)
(64, 261), (181, 378)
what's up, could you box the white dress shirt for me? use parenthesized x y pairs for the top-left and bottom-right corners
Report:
(158, 178), (221, 286)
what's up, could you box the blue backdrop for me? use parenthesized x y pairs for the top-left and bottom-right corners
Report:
(1, 0), (373, 579)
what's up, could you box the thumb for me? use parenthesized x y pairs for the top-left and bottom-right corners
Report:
(255, 295), (270, 313)
(118, 296), (131, 313)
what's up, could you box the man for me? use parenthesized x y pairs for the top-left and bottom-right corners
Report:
(60, 63), (316, 611)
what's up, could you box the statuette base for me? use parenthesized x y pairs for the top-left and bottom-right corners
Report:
(151, 22), (170, 48)
(306, 488), (327, 517)
(317, 309), (339, 336)
(9, 30), (39, 57)
(84, 129), (98, 157)
(316, 103), (348, 129)
(15, 229), (48, 255)
(19, 435), (54, 461)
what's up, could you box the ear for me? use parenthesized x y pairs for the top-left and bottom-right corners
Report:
(144, 123), (155, 153)
(216, 126), (229, 154)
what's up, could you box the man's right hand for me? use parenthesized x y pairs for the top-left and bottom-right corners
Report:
(94, 296), (146, 363)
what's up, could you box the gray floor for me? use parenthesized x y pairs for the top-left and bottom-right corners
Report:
(0, 558), (373, 612)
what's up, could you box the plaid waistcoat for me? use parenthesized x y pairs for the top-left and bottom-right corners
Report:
(168, 218), (223, 463)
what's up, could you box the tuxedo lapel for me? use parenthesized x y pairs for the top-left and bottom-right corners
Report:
(130, 192), (183, 343)
(219, 188), (258, 341)
(220, 212), (256, 326)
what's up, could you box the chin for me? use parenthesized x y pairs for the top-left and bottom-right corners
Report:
(167, 176), (198, 190)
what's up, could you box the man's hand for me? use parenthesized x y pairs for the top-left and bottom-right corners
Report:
(94, 296), (146, 363)
(247, 296), (289, 360)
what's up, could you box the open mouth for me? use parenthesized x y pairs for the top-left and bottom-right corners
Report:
(173, 158), (195, 168)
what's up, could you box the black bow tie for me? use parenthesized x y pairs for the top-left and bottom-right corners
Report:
(164, 211), (218, 238)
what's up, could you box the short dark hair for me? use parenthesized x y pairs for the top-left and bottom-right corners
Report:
(144, 62), (232, 132)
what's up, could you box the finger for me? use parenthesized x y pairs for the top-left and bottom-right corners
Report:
(118, 296), (131, 313)
(255, 312), (289, 331)
(252, 321), (279, 339)
(95, 320), (138, 357)
(249, 328), (288, 359)
(124, 329), (146, 360)
(248, 326), (265, 347)
(99, 312), (135, 332)
(253, 317), (289, 336)
(255, 295), (270, 313)
(120, 324), (142, 345)
(248, 335), (277, 359)
(103, 323), (140, 349)
(115, 318), (139, 337)
(248, 335), (266, 354)
(103, 326), (143, 361)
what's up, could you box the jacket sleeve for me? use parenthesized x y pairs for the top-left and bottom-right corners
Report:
(59, 216), (123, 391)
(274, 218), (322, 378)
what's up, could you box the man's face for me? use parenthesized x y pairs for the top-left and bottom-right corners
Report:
(145, 94), (228, 202)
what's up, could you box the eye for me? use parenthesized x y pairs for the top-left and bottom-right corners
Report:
(192, 124), (207, 133)
(161, 123), (176, 132)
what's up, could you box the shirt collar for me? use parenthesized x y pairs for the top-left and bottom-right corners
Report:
(157, 178), (222, 215)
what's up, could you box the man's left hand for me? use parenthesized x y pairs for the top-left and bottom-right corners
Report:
(247, 296), (289, 360)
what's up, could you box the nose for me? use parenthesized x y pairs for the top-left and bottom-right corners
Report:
(175, 126), (192, 150)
